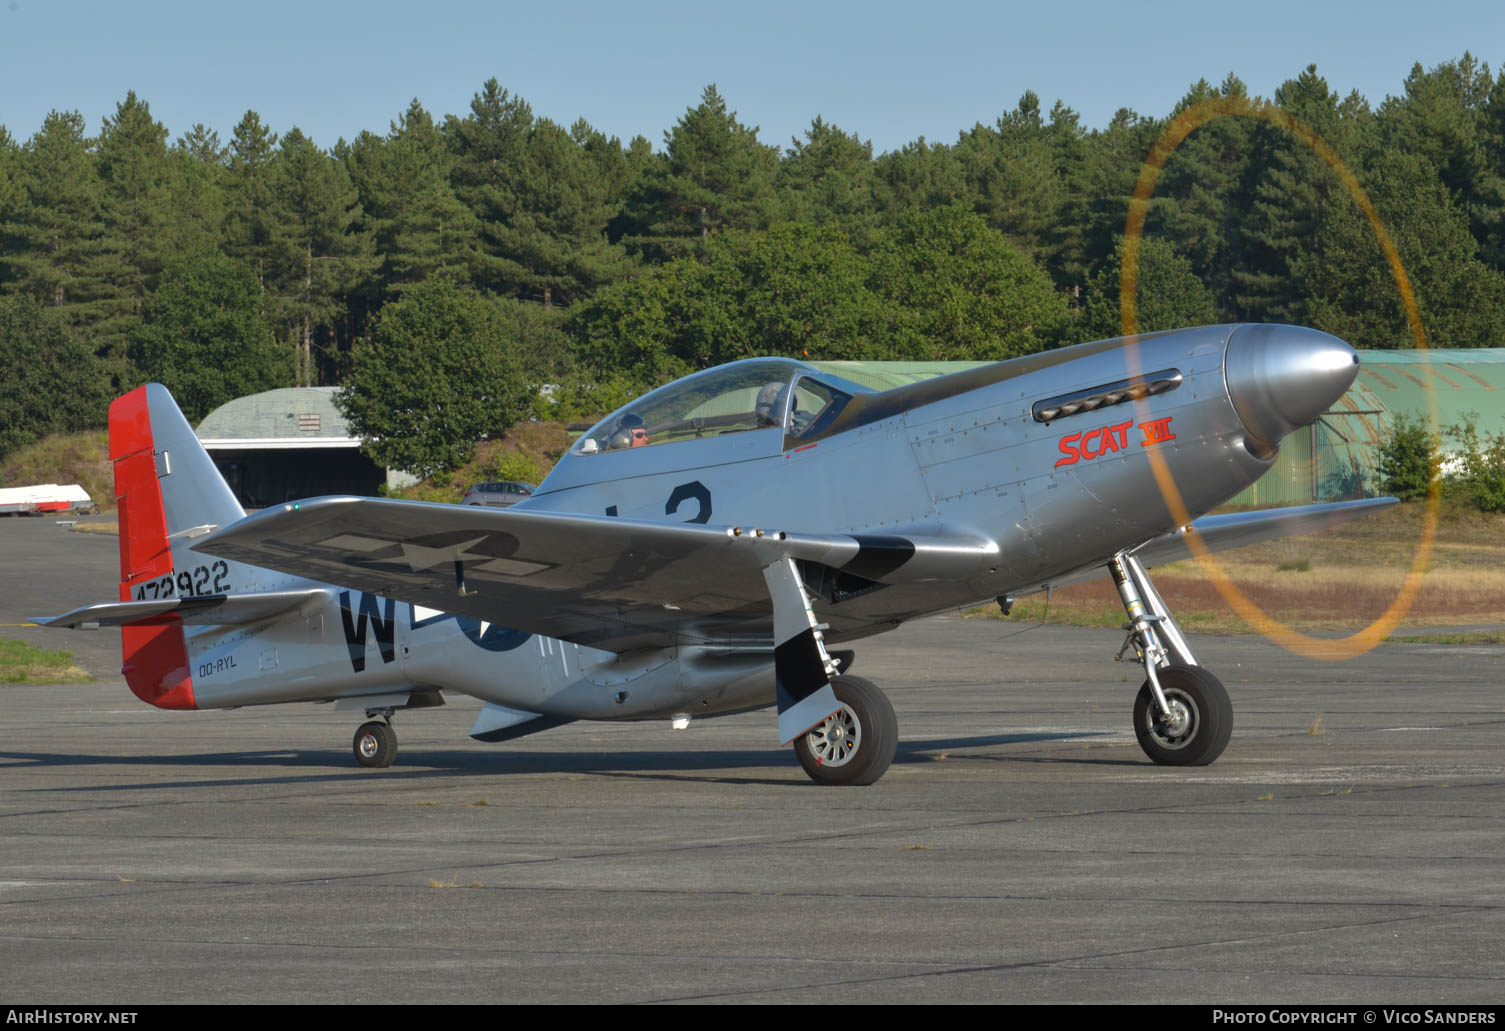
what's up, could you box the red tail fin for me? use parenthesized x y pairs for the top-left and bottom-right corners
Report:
(111, 387), (195, 710)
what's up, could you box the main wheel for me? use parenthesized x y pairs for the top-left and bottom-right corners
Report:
(793, 675), (898, 786)
(1133, 664), (1232, 766)
(353, 720), (397, 768)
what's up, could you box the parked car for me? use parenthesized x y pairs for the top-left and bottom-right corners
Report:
(462, 480), (536, 507)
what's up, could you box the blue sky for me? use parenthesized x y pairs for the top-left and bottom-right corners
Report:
(2, 0), (1502, 154)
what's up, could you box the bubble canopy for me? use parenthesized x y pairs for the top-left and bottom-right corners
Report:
(572, 358), (868, 456)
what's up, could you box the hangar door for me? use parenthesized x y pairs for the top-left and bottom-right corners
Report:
(208, 447), (386, 508)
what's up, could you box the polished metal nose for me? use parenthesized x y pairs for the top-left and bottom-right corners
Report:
(1224, 324), (1359, 448)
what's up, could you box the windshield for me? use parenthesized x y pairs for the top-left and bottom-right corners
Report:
(786, 375), (856, 439)
(573, 358), (816, 454)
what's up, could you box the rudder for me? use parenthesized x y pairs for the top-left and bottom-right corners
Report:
(111, 384), (248, 709)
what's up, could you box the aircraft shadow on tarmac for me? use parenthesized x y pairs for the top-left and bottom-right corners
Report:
(0, 729), (1137, 791)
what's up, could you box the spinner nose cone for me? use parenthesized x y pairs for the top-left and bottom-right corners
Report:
(1225, 324), (1359, 448)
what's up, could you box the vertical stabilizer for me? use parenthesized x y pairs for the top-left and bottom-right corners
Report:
(110, 384), (247, 710)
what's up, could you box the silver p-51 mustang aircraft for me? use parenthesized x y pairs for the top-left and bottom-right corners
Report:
(37, 323), (1390, 785)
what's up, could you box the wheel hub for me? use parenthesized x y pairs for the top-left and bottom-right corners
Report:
(358, 733), (379, 759)
(805, 704), (861, 767)
(1160, 699), (1192, 738)
(1150, 691), (1197, 748)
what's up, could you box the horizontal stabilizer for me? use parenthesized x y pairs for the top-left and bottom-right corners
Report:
(31, 588), (332, 629)
(468, 702), (574, 743)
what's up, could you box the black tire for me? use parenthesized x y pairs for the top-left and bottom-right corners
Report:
(353, 720), (397, 768)
(793, 675), (898, 786)
(1133, 664), (1232, 766)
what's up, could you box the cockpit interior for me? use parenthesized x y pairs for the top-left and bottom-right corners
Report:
(572, 358), (869, 456)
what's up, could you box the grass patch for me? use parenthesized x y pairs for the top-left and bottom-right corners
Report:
(0, 638), (92, 683)
(1386, 631), (1505, 645)
(71, 521), (118, 536)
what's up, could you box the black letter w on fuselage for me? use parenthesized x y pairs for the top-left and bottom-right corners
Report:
(339, 591), (397, 672)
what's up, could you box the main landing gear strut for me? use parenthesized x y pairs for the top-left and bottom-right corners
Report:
(763, 556), (898, 786)
(1108, 551), (1232, 766)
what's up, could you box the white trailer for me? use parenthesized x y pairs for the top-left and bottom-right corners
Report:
(0, 484), (94, 515)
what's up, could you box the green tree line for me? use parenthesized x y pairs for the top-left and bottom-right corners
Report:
(3, 56), (1504, 472)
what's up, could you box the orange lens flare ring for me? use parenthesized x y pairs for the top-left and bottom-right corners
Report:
(1120, 96), (1439, 661)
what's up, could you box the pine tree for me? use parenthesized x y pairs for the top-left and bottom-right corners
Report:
(955, 91), (1063, 259)
(1153, 75), (1258, 317)
(630, 85), (780, 261)
(224, 110), (280, 293)
(1479, 74), (1505, 271)
(491, 117), (634, 307)
(0, 110), (121, 398)
(0, 111), (105, 318)
(778, 117), (880, 243)
(449, 82), (633, 306)
(266, 128), (372, 385)
(1070, 107), (1164, 289)
(1233, 66), (1362, 323)
(1296, 147), (1505, 349)
(872, 136), (965, 219)
(350, 100), (475, 300)
(177, 124), (227, 165)
(0, 127), (23, 293)
(92, 91), (175, 370)
(1042, 99), (1094, 288)
(606, 133), (659, 245)
(446, 78), (534, 292)
(166, 126), (229, 263)
(1381, 55), (1499, 261)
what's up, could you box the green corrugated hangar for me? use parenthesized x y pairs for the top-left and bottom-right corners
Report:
(1226, 348), (1505, 505)
(815, 349), (1505, 506)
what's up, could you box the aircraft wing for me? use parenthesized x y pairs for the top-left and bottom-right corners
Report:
(195, 496), (997, 651)
(1129, 497), (1399, 568)
(1035, 498), (1398, 592)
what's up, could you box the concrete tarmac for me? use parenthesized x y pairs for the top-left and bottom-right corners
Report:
(2, 517), (1502, 1004)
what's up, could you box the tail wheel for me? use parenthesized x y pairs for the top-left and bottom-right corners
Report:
(1133, 664), (1232, 766)
(793, 675), (898, 786)
(353, 720), (397, 768)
